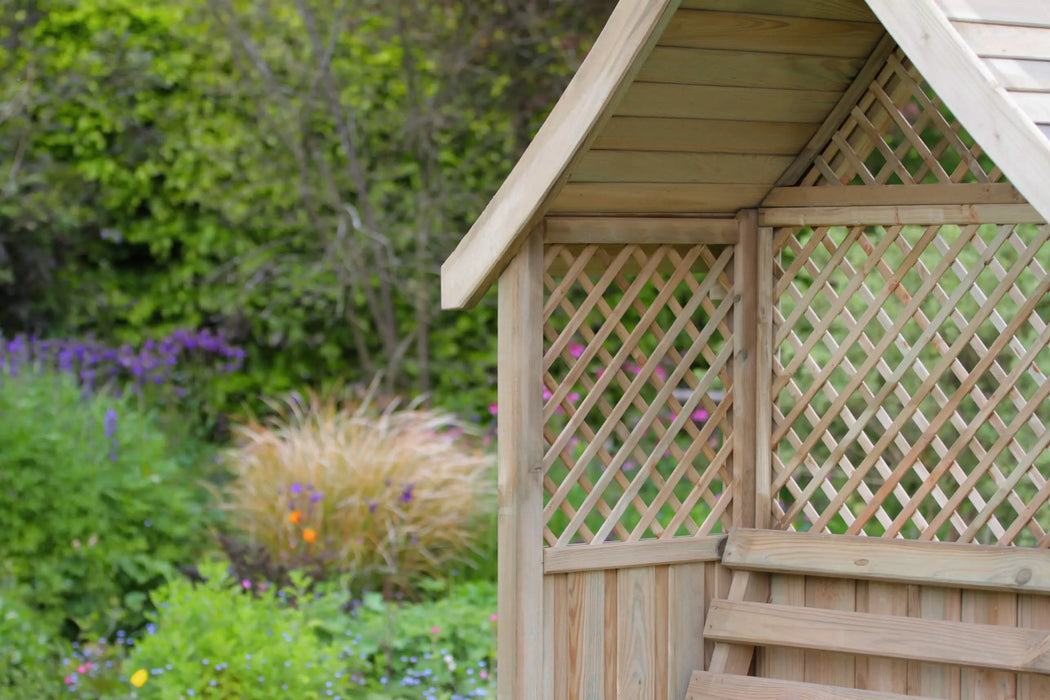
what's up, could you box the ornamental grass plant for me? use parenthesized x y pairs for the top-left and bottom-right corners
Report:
(223, 391), (493, 593)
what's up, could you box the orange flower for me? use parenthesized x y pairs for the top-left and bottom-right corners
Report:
(288, 510), (302, 524)
(302, 528), (317, 543)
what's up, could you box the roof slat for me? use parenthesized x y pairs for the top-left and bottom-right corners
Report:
(571, 151), (795, 184)
(935, 0), (1050, 29)
(639, 46), (864, 91)
(953, 21), (1050, 61)
(617, 83), (840, 122)
(592, 117), (818, 154)
(679, 0), (878, 23)
(549, 183), (770, 215)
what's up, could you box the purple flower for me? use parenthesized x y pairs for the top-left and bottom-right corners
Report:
(399, 484), (415, 504)
(368, 500), (378, 514)
(289, 482), (304, 495)
(309, 492), (323, 503)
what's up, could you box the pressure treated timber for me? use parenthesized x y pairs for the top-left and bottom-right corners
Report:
(865, 0), (1050, 227)
(985, 59), (1050, 93)
(660, 10), (883, 58)
(935, 0), (1050, 28)
(544, 217), (737, 246)
(953, 22), (1050, 61)
(722, 530), (1050, 593)
(592, 117), (818, 154)
(637, 46), (866, 91)
(440, 0), (680, 309)
(549, 183), (770, 215)
(762, 182), (1029, 208)
(543, 536), (726, 574)
(733, 210), (759, 529)
(686, 671), (931, 700)
(616, 83), (840, 123)
(496, 230), (545, 699)
(571, 151), (795, 185)
(1012, 92), (1050, 122)
(678, 0), (878, 23)
(759, 202), (1045, 226)
(704, 600), (1050, 673)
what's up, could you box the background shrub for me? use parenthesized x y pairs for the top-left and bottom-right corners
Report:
(0, 583), (61, 697)
(223, 392), (494, 593)
(0, 369), (214, 639)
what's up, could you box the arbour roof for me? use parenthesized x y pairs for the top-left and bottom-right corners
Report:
(442, 0), (1050, 309)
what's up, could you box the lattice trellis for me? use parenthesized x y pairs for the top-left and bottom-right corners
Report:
(772, 222), (1050, 546)
(802, 48), (1005, 187)
(542, 243), (736, 546)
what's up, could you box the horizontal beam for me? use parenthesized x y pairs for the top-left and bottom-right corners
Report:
(722, 529), (1050, 593)
(686, 671), (932, 700)
(760, 202), (1045, 226)
(543, 535), (726, 574)
(762, 182), (1029, 208)
(705, 599), (1050, 673)
(544, 217), (738, 245)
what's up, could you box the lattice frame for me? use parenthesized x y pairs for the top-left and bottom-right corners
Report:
(541, 243), (737, 546)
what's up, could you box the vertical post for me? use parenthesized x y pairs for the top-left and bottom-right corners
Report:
(755, 226), (774, 530)
(733, 210), (759, 529)
(497, 228), (545, 699)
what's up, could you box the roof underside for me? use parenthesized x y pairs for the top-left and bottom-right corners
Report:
(442, 0), (1050, 309)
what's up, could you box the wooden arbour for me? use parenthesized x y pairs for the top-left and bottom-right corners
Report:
(442, 1), (1050, 697)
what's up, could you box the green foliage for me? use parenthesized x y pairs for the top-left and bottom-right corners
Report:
(0, 585), (61, 697)
(0, 370), (214, 639)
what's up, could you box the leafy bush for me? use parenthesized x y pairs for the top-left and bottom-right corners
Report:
(0, 369), (214, 639)
(0, 584), (61, 696)
(223, 392), (494, 592)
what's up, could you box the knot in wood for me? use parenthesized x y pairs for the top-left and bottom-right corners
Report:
(1016, 567), (1033, 585)
(854, 558), (869, 567)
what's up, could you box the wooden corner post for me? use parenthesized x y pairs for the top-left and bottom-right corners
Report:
(733, 210), (774, 530)
(497, 228), (545, 699)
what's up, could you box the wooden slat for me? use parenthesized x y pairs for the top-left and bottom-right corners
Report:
(775, 33), (895, 186)
(708, 570), (772, 675)
(762, 182), (1029, 207)
(954, 21), (1050, 61)
(754, 226), (774, 530)
(678, 0), (878, 23)
(760, 202), (1045, 226)
(592, 116), (818, 154)
(496, 230), (545, 699)
(704, 599), (1050, 673)
(865, 0), (1050, 232)
(571, 151), (795, 185)
(667, 563), (707, 699)
(549, 183), (769, 215)
(985, 58), (1050, 93)
(1019, 594), (1050, 699)
(722, 529), (1050, 593)
(704, 563), (732, 670)
(618, 566), (658, 699)
(804, 577), (856, 688)
(763, 574), (806, 681)
(686, 670), (932, 700)
(936, 0), (1050, 28)
(962, 589), (1018, 698)
(604, 570), (618, 699)
(661, 10), (883, 57)
(908, 586), (962, 698)
(639, 46), (865, 91)
(855, 582), (908, 693)
(567, 571), (606, 699)
(550, 574), (567, 698)
(441, 0), (680, 309)
(733, 210), (759, 529)
(544, 217), (737, 245)
(544, 536), (726, 574)
(1012, 91), (1050, 122)
(616, 82), (840, 123)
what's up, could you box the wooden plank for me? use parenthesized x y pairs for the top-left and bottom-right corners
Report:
(733, 210), (759, 530)
(909, 586), (962, 699)
(618, 566), (657, 699)
(722, 529), (1050, 593)
(616, 82), (841, 122)
(639, 46), (865, 91)
(653, 566), (669, 700)
(496, 230), (545, 699)
(865, 0), (1050, 233)
(760, 202), (1046, 226)
(961, 589), (1017, 699)
(678, 0), (878, 23)
(709, 570), (772, 675)
(763, 574), (806, 681)
(754, 226), (774, 530)
(936, 0), (1050, 28)
(549, 183), (769, 215)
(544, 216), (737, 245)
(704, 563), (732, 669)
(604, 570), (618, 699)
(705, 599), (1050, 673)
(667, 563), (707, 699)
(567, 571), (606, 699)
(1019, 594), (1050, 699)
(592, 116), (818, 154)
(954, 21), (1050, 61)
(775, 33), (895, 187)
(762, 182), (1030, 208)
(571, 151), (795, 185)
(551, 574), (567, 699)
(1012, 91), (1050, 122)
(804, 577), (856, 688)
(985, 58), (1050, 93)
(661, 10), (883, 57)
(855, 582), (909, 693)
(686, 671), (933, 700)
(440, 0), (681, 309)
(544, 536), (726, 574)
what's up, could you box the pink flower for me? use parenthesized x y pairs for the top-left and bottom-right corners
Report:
(430, 626), (440, 635)
(692, 409), (709, 422)
(487, 403), (498, 416)
(569, 343), (585, 359)
(654, 366), (668, 381)
(64, 676), (74, 685)
(542, 386), (553, 401)
(242, 579), (251, 590)
(77, 665), (86, 674)
(566, 392), (580, 404)
(490, 614), (498, 623)
(480, 670), (489, 679)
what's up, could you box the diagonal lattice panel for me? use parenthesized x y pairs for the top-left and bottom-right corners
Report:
(773, 222), (1050, 546)
(543, 243), (735, 546)
(802, 48), (1004, 187)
